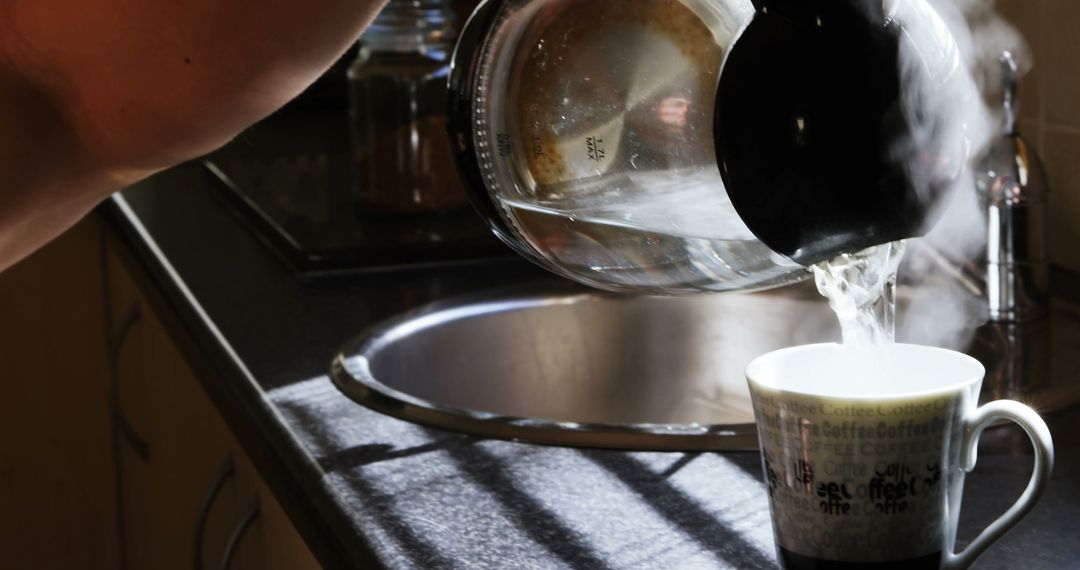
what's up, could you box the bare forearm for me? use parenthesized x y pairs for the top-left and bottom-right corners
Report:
(0, 64), (124, 270)
(0, 0), (387, 269)
(5, 0), (386, 173)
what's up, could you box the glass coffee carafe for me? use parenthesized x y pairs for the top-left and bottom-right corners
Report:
(447, 0), (978, 294)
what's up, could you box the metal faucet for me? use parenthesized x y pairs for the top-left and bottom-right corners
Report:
(975, 51), (1050, 323)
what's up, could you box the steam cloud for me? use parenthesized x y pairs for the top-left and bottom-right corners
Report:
(891, 0), (1027, 350)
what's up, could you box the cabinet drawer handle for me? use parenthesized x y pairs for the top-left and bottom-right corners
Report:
(108, 304), (150, 461)
(194, 453), (235, 570)
(219, 498), (261, 570)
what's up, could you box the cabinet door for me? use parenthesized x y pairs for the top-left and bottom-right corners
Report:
(104, 236), (321, 570)
(228, 451), (323, 570)
(0, 218), (119, 570)
(105, 240), (240, 570)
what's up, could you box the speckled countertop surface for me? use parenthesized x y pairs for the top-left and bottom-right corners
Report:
(103, 157), (1080, 569)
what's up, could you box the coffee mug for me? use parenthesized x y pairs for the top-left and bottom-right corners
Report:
(746, 343), (1054, 569)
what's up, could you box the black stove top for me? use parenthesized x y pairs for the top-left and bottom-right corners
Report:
(206, 107), (513, 278)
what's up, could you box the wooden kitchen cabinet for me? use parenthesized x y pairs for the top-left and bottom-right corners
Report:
(229, 450), (325, 570)
(105, 239), (240, 570)
(102, 225), (322, 570)
(1, 218), (323, 570)
(0, 218), (118, 570)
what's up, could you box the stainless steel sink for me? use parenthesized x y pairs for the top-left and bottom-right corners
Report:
(331, 280), (842, 451)
(331, 277), (1080, 451)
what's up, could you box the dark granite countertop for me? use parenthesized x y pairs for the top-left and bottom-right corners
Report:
(102, 160), (1080, 570)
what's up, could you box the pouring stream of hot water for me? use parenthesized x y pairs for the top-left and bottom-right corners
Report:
(813, 242), (907, 349)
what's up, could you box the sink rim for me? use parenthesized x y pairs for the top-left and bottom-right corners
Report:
(330, 282), (760, 451)
(333, 272), (1079, 450)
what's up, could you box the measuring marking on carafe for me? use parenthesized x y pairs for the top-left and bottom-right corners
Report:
(497, 132), (511, 157)
(586, 136), (607, 162)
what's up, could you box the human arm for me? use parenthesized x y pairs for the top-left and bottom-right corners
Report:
(0, 0), (388, 269)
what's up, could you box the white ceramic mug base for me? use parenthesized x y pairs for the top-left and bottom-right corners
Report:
(746, 343), (1054, 570)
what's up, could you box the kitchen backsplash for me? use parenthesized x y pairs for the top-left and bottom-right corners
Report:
(998, 0), (1080, 273)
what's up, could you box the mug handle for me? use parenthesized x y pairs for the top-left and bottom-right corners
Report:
(943, 400), (1055, 570)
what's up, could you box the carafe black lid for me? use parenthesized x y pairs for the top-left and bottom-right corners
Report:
(715, 0), (948, 265)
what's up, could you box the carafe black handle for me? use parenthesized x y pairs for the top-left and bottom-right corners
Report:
(715, 0), (950, 265)
(749, 0), (886, 23)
